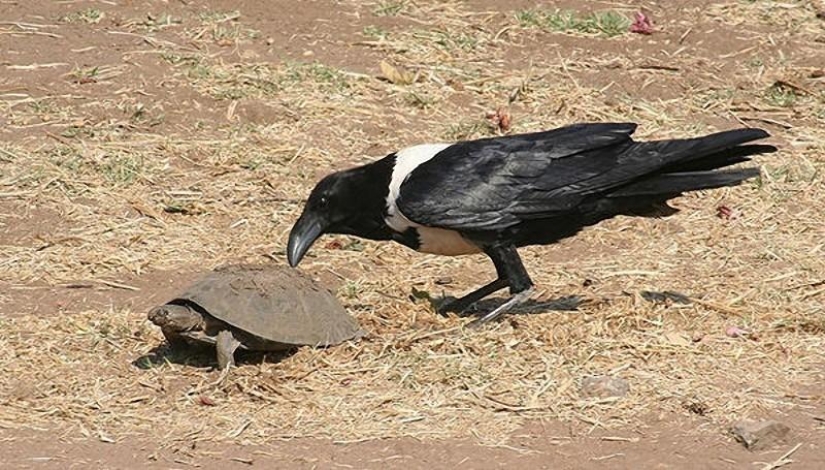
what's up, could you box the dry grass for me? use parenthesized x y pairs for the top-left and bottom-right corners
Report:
(1, 0), (824, 447)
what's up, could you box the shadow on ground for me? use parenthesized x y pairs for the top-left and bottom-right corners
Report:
(434, 294), (586, 318)
(132, 342), (299, 370)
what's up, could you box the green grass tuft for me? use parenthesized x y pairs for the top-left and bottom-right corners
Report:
(374, 0), (407, 16)
(765, 85), (797, 108)
(59, 8), (103, 24)
(516, 9), (631, 37)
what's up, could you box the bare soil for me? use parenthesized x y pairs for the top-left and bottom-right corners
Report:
(2, 412), (825, 469)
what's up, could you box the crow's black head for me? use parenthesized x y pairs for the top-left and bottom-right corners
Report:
(287, 158), (395, 267)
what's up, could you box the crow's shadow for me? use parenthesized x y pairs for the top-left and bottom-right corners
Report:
(132, 342), (298, 370)
(434, 294), (585, 318)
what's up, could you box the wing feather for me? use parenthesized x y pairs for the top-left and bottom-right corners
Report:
(396, 123), (637, 230)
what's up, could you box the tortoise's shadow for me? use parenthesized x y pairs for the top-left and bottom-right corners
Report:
(132, 343), (298, 370)
(436, 294), (585, 318)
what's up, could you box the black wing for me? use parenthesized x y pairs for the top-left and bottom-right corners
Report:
(396, 123), (768, 232)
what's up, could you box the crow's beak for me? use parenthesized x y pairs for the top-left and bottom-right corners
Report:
(287, 212), (326, 267)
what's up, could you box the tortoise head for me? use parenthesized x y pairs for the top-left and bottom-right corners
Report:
(148, 304), (205, 332)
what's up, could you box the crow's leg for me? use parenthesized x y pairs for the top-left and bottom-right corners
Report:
(439, 250), (512, 315)
(468, 245), (535, 327)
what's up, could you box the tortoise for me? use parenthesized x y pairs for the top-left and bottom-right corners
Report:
(148, 264), (364, 369)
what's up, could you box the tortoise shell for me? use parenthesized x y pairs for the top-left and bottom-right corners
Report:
(167, 264), (363, 347)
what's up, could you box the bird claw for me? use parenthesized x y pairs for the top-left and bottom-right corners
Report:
(466, 287), (535, 328)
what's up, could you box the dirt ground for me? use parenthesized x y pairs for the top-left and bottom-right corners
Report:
(3, 415), (824, 470)
(1, 0), (824, 468)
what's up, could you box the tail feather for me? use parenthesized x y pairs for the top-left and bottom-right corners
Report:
(580, 128), (773, 198)
(608, 128), (773, 198)
(609, 168), (761, 198)
(651, 128), (772, 167)
(668, 144), (777, 173)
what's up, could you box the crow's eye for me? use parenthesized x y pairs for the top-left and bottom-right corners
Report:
(319, 195), (329, 206)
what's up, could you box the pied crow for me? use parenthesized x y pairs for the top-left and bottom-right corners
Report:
(287, 123), (776, 326)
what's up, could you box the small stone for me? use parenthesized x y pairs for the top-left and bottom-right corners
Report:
(434, 276), (453, 285)
(731, 420), (790, 450)
(580, 376), (630, 399)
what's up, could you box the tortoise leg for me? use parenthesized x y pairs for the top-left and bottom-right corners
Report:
(160, 329), (191, 349)
(216, 330), (241, 370)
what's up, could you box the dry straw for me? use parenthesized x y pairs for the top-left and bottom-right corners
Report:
(0, 0), (823, 447)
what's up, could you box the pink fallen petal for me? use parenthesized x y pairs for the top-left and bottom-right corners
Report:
(717, 204), (739, 220)
(630, 12), (654, 35)
(726, 326), (750, 338)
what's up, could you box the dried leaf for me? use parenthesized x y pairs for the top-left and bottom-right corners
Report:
(325, 240), (344, 250)
(725, 326), (752, 338)
(446, 78), (465, 91)
(630, 12), (654, 35)
(379, 61), (415, 85)
(498, 110), (511, 131)
(717, 205), (735, 220)
(131, 200), (163, 221)
(198, 395), (217, 406)
(486, 106), (512, 132)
